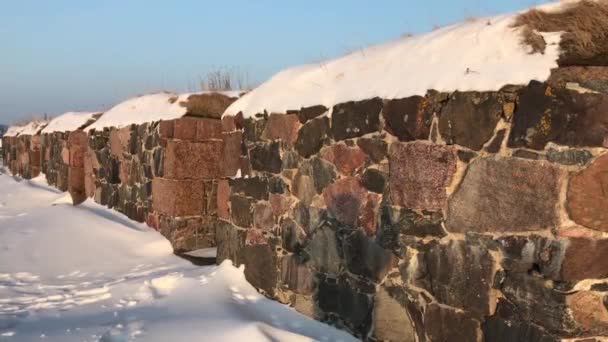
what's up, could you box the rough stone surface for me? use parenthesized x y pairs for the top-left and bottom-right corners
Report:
(509, 81), (608, 150)
(567, 154), (608, 232)
(447, 157), (562, 233)
(383, 96), (433, 141)
(439, 91), (503, 150)
(561, 237), (608, 281)
(389, 142), (456, 210)
(323, 177), (367, 226)
(424, 303), (481, 342)
(295, 117), (329, 158)
(152, 178), (204, 217)
(331, 98), (382, 141)
(163, 140), (223, 179)
(261, 113), (300, 146)
(414, 240), (495, 318)
(357, 137), (388, 163)
(319, 144), (367, 176)
(372, 287), (417, 342)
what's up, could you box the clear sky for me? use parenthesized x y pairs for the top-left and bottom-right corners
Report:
(0, 0), (551, 124)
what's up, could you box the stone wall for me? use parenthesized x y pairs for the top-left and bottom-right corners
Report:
(2, 82), (608, 340)
(215, 78), (608, 341)
(1, 134), (41, 179)
(41, 132), (70, 191)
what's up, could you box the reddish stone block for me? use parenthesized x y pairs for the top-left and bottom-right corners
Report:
(561, 237), (608, 281)
(109, 127), (131, 157)
(254, 201), (274, 230)
(159, 119), (175, 139)
(217, 179), (230, 220)
(61, 147), (70, 164)
(68, 167), (86, 205)
(262, 113), (301, 147)
(173, 117), (198, 140)
(323, 177), (367, 226)
(163, 140), (224, 179)
(29, 150), (41, 168)
(360, 193), (380, 236)
(152, 178), (205, 216)
(222, 131), (242, 177)
(222, 115), (236, 132)
(567, 154), (608, 232)
(389, 142), (456, 210)
(320, 144), (368, 175)
(269, 193), (294, 218)
(196, 118), (222, 140)
(566, 291), (608, 335)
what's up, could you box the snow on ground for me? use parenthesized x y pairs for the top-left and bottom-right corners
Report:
(41, 112), (100, 134)
(0, 169), (356, 342)
(225, 3), (567, 118)
(88, 91), (242, 130)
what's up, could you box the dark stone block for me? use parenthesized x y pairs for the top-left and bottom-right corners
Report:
(424, 303), (481, 342)
(249, 141), (282, 174)
(360, 168), (387, 194)
(357, 138), (388, 163)
(268, 176), (286, 194)
(483, 315), (559, 342)
(281, 218), (307, 253)
(497, 235), (564, 279)
(230, 177), (269, 200)
(295, 117), (329, 158)
(243, 117), (267, 142)
(414, 240), (495, 318)
(513, 149), (544, 160)
(377, 206), (446, 254)
(310, 157), (336, 194)
(485, 129), (506, 153)
(509, 81), (608, 150)
(297, 105), (328, 124)
(383, 96), (433, 141)
(341, 230), (396, 282)
(331, 98), (382, 141)
(457, 149), (477, 163)
(230, 194), (253, 228)
(242, 244), (278, 297)
(546, 148), (593, 166)
(439, 91), (503, 150)
(500, 273), (576, 335)
(316, 274), (374, 337)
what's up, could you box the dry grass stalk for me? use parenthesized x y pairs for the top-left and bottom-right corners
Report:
(513, 0), (608, 65)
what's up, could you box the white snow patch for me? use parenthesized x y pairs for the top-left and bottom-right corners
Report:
(88, 90), (242, 130)
(225, 5), (566, 118)
(3, 121), (48, 137)
(0, 171), (355, 342)
(41, 112), (100, 134)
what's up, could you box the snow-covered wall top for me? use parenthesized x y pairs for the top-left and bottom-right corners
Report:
(41, 112), (100, 134)
(88, 91), (242, 130)
(224, 2), (572, 118)
(3, 121), (48, 137)
(3, 125), (23, 137)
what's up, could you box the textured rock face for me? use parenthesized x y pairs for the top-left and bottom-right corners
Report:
(389, 142), (457, 210)
(447, 157), (562, 233)
(509, 81), (608, 149)
(439, 91), (504, 150)
(213, 79), (608, 341)
(567, 154), (608, 232)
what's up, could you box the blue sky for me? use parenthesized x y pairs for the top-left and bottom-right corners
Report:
(0, 0), (550, 123)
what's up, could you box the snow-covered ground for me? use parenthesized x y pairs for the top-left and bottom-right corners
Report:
(0, 169), (356, 342)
